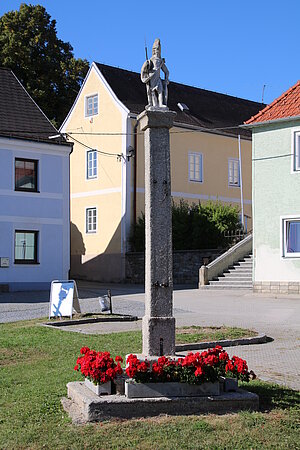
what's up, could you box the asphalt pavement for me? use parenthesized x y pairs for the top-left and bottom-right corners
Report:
(0, 281), (299, 390)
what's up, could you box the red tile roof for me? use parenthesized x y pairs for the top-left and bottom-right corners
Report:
(245, 80), (300, 125)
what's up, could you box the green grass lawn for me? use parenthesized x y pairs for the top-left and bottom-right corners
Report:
(175, 325), (257, 344)
(0, 319), (299, 449)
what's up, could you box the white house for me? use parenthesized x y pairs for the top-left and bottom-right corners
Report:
(0, 68), (72, 291)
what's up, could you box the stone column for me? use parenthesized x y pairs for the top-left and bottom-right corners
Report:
(138, 108), (176, 356)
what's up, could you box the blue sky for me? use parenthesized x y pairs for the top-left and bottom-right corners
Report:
(1, 1), (299, 105)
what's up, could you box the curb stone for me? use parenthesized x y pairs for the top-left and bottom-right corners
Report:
(42, 314), (138, 328)
(175, 333), (268, 352)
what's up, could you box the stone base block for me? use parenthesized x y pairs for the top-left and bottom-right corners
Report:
(64, 381), (259, 423)
(142, 316), (176, 356)
(254, 281), (300, 294)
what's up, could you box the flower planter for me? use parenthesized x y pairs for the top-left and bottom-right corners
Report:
(113, 374), (127, 395)
(220, 376), (238, 392)
(125, 379), (220, 399)
(84, 378), (111, 396)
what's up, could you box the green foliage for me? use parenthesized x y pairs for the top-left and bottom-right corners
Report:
(0, 4), (89, 126)
(130, 199), (241, 251)
(129, 212), (146, 252)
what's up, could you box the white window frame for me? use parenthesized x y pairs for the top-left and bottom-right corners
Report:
(188, 152), (203, 183)
(86, 207), (97, 234)
(85, 93), (98, 117)
(86, 150), (98, 179)
(292, 130), (300, 172)
(228, 158), (240, 187)
(281, 215), (300, 258)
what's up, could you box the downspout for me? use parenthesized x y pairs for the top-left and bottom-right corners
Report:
(133, 119), (139, 224)
(69, 144), (73, 279)
(238, 134), (244, 229)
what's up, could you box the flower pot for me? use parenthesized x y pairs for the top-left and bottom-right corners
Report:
(84, 378), (111, 395)
(125, 379), (220, 399)
(219, 376), (238, 392)
(113, 374), (127, 395)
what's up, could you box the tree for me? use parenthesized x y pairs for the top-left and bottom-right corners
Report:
(0, 3), (89, 127)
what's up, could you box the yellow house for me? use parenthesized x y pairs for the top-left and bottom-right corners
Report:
(60, 62), (263, 282)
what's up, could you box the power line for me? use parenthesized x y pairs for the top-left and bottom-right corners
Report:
(66, 133), (123, 159)
(1, 128), (291, 162)
(0, 123), (247, 137)
(253, 153), (293, 161)
(66, 124), (245, 136)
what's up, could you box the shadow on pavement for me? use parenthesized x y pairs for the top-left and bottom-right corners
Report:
(76, 281), (197, 299)
(0, 281), (197, 304)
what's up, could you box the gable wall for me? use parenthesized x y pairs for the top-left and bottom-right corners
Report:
(64, 67), (127, 281)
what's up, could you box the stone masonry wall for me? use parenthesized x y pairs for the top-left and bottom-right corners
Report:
(253, 281), (300, 294)
(126, 250), (221, 285)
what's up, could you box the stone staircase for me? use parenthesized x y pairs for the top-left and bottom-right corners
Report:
(205, 253), (253, 289)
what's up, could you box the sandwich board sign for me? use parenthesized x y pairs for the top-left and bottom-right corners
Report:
(49, 280), (81, 319)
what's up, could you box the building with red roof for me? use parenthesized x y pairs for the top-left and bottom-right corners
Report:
(244, 80), (300, 294)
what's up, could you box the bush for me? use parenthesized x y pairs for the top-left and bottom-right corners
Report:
(129, 199), (241, 251)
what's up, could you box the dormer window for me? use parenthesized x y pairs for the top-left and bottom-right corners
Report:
(85, 94), (98, 117)
(177, 102), (189, 112)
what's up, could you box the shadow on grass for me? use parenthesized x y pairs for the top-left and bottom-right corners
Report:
(242, 380), (300, 412)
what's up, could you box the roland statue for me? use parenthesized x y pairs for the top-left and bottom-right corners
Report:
(141, 38), (169, 109)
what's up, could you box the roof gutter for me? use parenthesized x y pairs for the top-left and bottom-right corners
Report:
(242, 114), (300, 129)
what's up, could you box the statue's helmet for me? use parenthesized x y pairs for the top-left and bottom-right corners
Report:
(152, 38), (161, 57)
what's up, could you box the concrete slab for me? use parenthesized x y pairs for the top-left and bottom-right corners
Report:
(64, 381), (259, 423)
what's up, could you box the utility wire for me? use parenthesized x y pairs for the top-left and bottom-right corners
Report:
(253, 153), (293, 161)
(66, 124), (245, 136)
(1, 127), (292, 162)
(66, 133), (122, 158)
(0, 124), (248, 136)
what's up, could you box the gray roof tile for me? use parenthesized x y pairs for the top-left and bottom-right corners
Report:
(96, 63), (264, 138)
(0, 67), (69, 145)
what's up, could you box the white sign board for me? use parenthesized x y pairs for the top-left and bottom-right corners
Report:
(49, 280), (81, 318)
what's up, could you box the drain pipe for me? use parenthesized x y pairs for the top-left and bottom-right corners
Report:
(238, 134), (244, 229)
(133, 119), (139, 224)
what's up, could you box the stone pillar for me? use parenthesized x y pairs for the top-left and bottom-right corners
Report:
(138, 108), (176, 356)
(199, 265), (209, 287)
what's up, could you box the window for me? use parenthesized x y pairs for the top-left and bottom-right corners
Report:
(15, 158), (38, 191)
(189, 152), (203, 182)
(228, 158), (240, 187)
(283, 218), (300, 257)
(86, 208), (97, 233)
(293, 131), (300, 171)
(14, 231), (38, 264)
(85, 94), (98, 116)
(87, 150), (97, 179)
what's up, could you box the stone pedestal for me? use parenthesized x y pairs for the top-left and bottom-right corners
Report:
(138, 109), (176, 356)
(63, 382), (259, 423)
